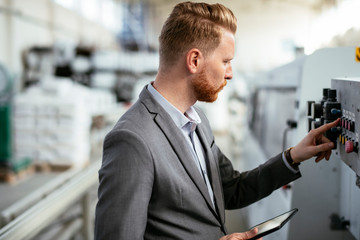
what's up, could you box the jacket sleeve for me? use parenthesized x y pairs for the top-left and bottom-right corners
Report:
(215, 143), (301, 209)
(95, 129), (154, 240)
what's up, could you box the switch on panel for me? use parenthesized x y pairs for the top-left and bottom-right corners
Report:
(345, 140), (354, 153)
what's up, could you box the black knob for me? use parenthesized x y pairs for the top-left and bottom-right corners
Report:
(323, 88), (330, 99)
(327, 89), (337, 101)
(312, 120), (322, 129)
(311, 103), (322, 119)
(307, 101), (315, 116)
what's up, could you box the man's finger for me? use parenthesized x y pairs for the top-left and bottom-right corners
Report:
(315, 142), (334, 153)
(314, 141), (334, 162)
(320, 135), (332, 144)
(325, 150), (332, 160)
(244, 228), (258, 238)
(315, 151), (326, 162)
(313, 118), (340, 135)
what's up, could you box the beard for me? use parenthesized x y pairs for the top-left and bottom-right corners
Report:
(192, 68), (227, 103)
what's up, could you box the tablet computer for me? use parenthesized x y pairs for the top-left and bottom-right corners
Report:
(248, 208), (298, 240)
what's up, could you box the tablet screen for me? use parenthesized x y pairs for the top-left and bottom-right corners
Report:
(248, 208), (298, 240)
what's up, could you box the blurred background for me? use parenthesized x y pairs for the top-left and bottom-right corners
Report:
(0, 0), (359, 239)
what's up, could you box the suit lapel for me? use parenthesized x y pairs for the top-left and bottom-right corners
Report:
(139, 88), (217, 215)
(196, 124), (225, 224)
(154, 113), (218, 213)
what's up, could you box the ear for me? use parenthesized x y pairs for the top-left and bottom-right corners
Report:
(186, 48), (203, 73)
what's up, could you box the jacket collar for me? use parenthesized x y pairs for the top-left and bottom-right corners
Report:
(138, 86), (225, 224)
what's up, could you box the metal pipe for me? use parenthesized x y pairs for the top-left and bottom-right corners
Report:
(82, 192), (93, 240)
(0, 160), (100, 240)
(0, 166), (83, 227)
(54, 218), (83, 240)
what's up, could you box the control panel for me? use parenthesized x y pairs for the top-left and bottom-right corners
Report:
(307, 77), (360, 186)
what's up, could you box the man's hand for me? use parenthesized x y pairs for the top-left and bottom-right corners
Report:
(291, 118), (340, 163)
(219, 228), (262, 240)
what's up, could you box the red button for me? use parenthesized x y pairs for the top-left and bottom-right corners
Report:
(345, 141), (354, 153)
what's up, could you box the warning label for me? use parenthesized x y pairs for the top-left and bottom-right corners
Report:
(356, 47), (360, 62)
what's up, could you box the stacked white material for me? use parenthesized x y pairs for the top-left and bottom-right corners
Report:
(92, 51), (159, 73)
(13, 78), (117, 168)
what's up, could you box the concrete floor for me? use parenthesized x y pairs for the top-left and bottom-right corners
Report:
(0, 172), (58, 213)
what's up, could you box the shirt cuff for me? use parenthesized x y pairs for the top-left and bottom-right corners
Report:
(282, 151), (300, 174)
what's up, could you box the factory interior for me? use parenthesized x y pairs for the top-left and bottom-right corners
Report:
(0, 0), (360, 239)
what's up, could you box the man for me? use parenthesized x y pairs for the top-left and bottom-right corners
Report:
(95, 2), (339, 240)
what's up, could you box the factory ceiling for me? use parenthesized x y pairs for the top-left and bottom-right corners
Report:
(135, 0), (338, 11)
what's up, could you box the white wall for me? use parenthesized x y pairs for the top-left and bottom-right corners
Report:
(0, 0), (117, 75)
(147, 1), (317, 73)
(147, 0), (359, 73)
(232, 1), (315, 72)
(1, 0), (359, 82)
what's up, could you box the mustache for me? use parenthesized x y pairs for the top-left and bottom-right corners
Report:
(217, 80), (227, 92)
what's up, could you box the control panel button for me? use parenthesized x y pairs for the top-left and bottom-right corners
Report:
(345, 140), (354, 153)
(331, 108), (341, 115)
(311, 103), (322, 119)
(350, 121), (355, 132)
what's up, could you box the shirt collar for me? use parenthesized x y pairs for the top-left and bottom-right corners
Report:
(147, 82), (201, 130)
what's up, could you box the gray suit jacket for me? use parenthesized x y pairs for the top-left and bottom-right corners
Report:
(95, 86), (301, 240)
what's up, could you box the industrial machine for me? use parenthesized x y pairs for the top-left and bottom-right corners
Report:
(244, 47), (360, 240)
(308, 78), (360, 186)
(306, 77), (360, 239)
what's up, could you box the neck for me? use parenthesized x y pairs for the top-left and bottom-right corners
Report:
(153, 66), (196, 114)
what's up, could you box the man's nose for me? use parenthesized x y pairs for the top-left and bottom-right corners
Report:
(225, 64), (233, 80)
